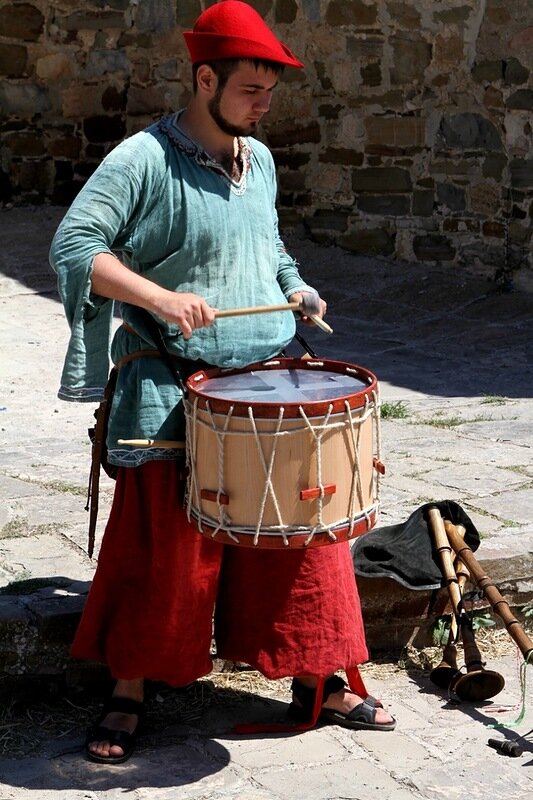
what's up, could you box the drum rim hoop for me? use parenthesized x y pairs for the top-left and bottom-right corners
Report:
(188, 505), (379, 548)
(185, 357), (378, 419)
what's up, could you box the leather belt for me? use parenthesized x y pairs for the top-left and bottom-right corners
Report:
(117, 323), (214, 373)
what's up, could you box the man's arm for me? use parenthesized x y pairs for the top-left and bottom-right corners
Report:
(288, 290), (327, 325)
(91, 252), (216, 340)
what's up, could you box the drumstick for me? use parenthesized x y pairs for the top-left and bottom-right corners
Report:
(308, 315), (333, 334)
(214, 302), (334, 334)
(214, 302), (301, 318)
(117, 439), (185, 448)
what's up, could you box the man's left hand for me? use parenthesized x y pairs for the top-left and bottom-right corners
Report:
(289, 291), (327, 325)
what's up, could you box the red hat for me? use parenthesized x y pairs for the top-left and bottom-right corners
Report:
(183, 1), (304, 69)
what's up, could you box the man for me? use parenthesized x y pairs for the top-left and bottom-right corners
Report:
(50, 1), (395, 765)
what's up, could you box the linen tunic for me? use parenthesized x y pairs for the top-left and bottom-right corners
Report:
(50, 112), (317, 467)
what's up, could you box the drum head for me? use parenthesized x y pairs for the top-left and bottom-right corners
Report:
(199, 367), (366, 403)
(187, 358), (377, 418)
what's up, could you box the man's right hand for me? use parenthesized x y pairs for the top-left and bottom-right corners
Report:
(91, 252), (216, 340)
(153, 291), (217, 340)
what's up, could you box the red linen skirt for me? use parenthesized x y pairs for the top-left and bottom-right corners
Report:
(71, 461), (369, 686)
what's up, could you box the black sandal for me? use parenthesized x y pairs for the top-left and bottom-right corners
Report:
(289, 676), (396, 731)
(85, 696), (145, 764)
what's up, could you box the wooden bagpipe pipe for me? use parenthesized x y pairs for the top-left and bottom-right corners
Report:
(427, 507), (533, 701)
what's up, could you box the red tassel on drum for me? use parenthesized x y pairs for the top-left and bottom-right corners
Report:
(232, 677), (326, 735)
(346, 665), (368, 698)
(232, 668), (369, 735)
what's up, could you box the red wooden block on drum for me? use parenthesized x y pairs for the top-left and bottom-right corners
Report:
(200, 489), (230, 505)
(300, 484), (336, 501)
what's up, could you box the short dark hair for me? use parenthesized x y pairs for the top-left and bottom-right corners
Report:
(192, 57), (284, 92)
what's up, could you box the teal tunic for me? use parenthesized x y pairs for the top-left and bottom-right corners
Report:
(50, 112), (318, 466)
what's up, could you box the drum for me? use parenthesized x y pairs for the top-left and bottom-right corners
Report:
(184, 357), (383, 548)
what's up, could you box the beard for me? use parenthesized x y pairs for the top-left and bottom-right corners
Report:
(207, 89), (258, 137)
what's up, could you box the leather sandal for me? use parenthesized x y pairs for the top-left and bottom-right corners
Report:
(85, 696), (145, 764)
(289, 676), (396, 731)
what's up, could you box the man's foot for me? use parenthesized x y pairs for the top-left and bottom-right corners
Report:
(85, 678), (145, 764)
(289, 675), (396, 730)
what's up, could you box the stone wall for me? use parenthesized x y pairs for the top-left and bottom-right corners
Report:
(1, 0), (531, 275)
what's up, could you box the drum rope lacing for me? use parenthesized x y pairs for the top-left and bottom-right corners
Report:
(184, 383), (383, 545)
(345, 399), (366, 537)
(248, 406), (290, 545)
(186, 397), (240, 543)
(297, 402), (337, 545)
(375, 386), (383, 506)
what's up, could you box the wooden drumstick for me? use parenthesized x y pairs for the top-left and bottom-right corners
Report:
(214, 302), (300, 318)
(307, 315), (334, 335)
(214, 302), (334, 334)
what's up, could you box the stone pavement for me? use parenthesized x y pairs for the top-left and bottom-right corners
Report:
(0, 205), (532, 798)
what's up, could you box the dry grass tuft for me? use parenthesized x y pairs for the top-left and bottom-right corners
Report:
(0, 696), (100, 758)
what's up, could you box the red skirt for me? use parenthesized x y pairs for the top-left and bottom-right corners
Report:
(72, 461), (369, 686)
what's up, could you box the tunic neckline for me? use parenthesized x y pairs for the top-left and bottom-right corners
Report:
(159, 111), (252, 194)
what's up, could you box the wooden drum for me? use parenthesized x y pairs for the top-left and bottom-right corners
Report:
(184, 357), (383, 548)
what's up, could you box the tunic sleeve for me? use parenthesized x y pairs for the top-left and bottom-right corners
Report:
(266, 158), (319, 301)
(49, 156), (143, 401)
(275, 222), (318, 300)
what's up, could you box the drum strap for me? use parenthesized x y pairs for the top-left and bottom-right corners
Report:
(121, 313), (217, 391)
(294, 331), (318, 358)
(131, 313), (188, 395)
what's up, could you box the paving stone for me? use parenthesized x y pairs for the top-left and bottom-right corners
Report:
(1, 206), (532, 800)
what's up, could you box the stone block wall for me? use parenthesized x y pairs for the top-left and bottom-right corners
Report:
(0, 0), (531, 273)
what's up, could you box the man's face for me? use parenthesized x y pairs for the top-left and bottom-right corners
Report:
(207, 61), (279, 137)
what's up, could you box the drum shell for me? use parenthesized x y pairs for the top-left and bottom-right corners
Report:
(187, 404), (374, 530)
